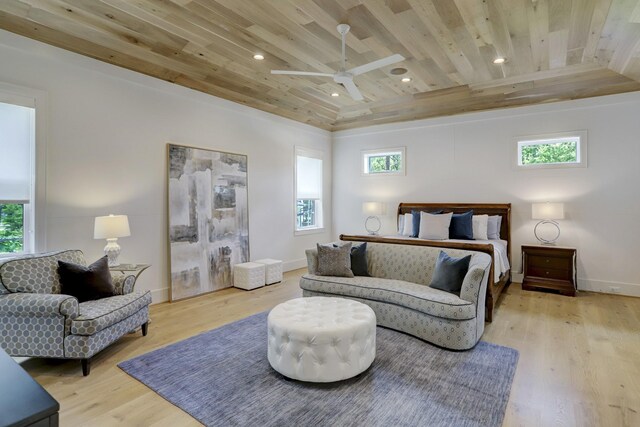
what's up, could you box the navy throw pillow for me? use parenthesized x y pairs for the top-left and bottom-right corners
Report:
(350, 242), (369, 276)
(429, 251), (472, 293)
(449, 210), (474, 240)
(412, 210), (443, 238)
(333, 242), (369, 276)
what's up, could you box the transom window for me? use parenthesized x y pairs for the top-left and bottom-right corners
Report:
(362, 147), (406, 175)
(516, 131), (587, 169)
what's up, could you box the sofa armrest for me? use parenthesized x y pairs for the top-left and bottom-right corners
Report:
(0, 293), (78, 319)
(305, 249), (318, 275)
(459, 264), (490, 307)
(111, 274), (137, 295)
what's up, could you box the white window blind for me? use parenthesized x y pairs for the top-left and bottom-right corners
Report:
(296, 155), (322, 199)
(0, 101), (34, 203)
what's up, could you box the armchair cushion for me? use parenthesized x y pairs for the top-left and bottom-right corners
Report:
(71, 290), (151, 335)
(0, 293), (78, 318)
(0, 250), (85, 294)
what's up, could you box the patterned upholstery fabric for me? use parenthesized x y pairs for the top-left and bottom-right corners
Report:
(300, 275), (477, 320)
(0, 250), (85, 294)
(301, 242), (491, 350)
(65, 308), (149, 359)
(0, 250), (151, 365)
(0, 293), (78, 318)
(303, 290), (480, 351)
(112, 274), (137, 295)
(72, 291), (151, 335)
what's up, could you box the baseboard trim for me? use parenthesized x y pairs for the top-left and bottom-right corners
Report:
(577, 278), (640, 298)
(283, 258), (307, 272)
(511, 273), (639, 298)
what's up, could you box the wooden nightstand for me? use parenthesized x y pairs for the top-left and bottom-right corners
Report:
(522, 245), (577, 296)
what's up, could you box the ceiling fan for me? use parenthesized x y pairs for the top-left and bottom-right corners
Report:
(271, 24), (405, 101)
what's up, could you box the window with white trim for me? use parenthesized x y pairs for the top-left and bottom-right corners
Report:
(362, 147), (405, 175)
(295, 147), (323, 233)
(0, 100), (35, 254)
(516, 131), (587, 169)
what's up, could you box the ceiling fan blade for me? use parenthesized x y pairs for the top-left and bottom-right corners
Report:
(271, 70), (334, 77)
(342, 79), (364, 101)
(347, 54), (405, 76)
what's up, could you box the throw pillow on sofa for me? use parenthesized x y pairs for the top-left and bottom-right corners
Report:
(429, 251), (472, 293)
(332, 242), (369, 276)
(317, 243), (354, 277)
(58, 255), (116, 302)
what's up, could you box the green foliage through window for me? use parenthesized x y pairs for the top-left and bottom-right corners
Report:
(296, 199), (317, 229)
(368, 154), (401, 173)
(0, 203), (24, 253)
(520, 140), (578, 165)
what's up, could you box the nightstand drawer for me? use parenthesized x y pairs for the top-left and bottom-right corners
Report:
(526, 266), (572, 281)
(527, 255), (571, 270)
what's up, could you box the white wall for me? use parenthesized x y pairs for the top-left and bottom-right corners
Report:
(333, 92), (640, 297)
(0, 30), (332, 303)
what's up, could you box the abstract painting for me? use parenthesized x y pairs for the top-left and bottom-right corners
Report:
(167, 144), (249, 301)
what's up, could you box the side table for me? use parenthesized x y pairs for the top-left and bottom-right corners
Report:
(522, 245), (577, 296)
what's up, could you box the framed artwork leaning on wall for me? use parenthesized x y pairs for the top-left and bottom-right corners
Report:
(167, 143), (249, 301)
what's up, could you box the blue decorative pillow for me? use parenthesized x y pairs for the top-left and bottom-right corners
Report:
(429, 251), (472, 293)
(449, 210), (474, 240)
(333, 242), (369, 276)
(412, 209), (443, 238)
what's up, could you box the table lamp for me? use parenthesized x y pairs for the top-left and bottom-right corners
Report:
(94, 214), (130, 266)
(362, 202), (384, 235)
(531, 202), (564, 245)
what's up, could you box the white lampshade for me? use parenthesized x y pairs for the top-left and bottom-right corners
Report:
(362, 202), (384, 216)
(94, 215), (131, 239)
(532, 203), (564, 220)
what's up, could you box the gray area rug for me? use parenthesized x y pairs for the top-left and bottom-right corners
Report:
(119, 312), (518, 427)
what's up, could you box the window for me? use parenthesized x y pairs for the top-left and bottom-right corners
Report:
(362, 147), (405, 175)
(0, 84), (44, 255)
(516, 131), (587, 169)
(295, 147), (323, 233)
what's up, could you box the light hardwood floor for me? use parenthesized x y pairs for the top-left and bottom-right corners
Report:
(20, 270), (640, 427)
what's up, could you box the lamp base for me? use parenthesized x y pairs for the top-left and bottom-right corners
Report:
(534, 220), (560, 245)
(104, 238), (121, 267)
(365, 216), (381, 235)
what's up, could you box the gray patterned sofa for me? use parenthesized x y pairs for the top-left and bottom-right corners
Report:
(300, 242), (491, 350)
(0, 250), (151, 375)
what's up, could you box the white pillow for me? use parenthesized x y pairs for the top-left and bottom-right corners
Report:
(418, 212), (453, 240)
(401, 213), (413, 236)
(487, 215), (501, 240)
(397, 214), (404, 235)
(472, 215), (489, 240)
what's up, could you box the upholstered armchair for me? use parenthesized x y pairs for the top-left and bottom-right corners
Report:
(0, 250), (151, 375)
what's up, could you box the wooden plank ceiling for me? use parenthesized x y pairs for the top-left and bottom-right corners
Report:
(1, 0), (640, 131)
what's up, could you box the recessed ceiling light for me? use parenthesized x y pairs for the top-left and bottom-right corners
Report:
(401, 77), (412, 83)
(493, 57), (506, 64)
(331, 92), (340, 97)
(253, 54), (264, 60)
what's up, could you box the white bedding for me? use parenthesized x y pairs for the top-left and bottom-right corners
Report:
(381, 235), (510, 282)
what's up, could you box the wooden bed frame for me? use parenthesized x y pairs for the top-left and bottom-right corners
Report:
(340, 203), (512, 322)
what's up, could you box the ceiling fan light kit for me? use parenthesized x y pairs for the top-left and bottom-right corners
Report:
(271, 24), (405, 101)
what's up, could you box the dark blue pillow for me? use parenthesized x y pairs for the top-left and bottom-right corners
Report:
(449, 210), (473, 240)
(412, 210), (443, 238)
(333, 242), (369, 276)
(429, 251), (472, 293)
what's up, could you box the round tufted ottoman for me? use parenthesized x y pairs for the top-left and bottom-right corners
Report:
(267, 297), (376, 382)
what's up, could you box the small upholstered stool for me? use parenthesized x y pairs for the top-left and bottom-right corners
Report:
(267, 297), (376, 382)
(254, 258), (283, 285)
(233, 262), (265, 290)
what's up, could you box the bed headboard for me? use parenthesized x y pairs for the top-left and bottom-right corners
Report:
(397, 203), (512, 261)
